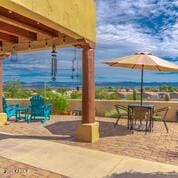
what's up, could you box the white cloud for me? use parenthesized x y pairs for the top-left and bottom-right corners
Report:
(96, 0), (178, 59)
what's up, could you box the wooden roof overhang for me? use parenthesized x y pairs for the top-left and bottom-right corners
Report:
(0, 0), (96, 53)
(0, 0), (97, 132)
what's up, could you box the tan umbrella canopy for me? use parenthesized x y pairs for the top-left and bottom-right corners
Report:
(105, 52), (178, 71)
(104, 52), (178, 104)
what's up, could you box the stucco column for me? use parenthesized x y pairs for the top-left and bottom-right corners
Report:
(82, 44), (95, 123)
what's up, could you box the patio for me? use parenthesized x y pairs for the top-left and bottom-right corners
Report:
(0, 115), (178, 167)
(0, 0), (98, 143)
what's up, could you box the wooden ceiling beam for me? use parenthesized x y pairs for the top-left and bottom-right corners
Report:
(0, 14), (58, 38)
(1, 36), (77, 53)
(0, 21), (37, 41)
(0, 7), (59, 38)
(0, 31), (18, 43)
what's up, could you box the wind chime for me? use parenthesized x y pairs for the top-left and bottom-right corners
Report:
(71, 48), (76, 79)
(51, 44), (57, 81)
(76, 50), (80, 91)
(71, 48), (80, 90)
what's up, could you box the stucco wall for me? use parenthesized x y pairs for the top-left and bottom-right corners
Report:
(2, 0), (96, 42)
(6, 99), (178, 122)
(94, 100), (178, 122)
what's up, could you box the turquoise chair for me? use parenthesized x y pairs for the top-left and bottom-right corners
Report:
(2, 97), (19, 120)
(29, 96), (52, 123)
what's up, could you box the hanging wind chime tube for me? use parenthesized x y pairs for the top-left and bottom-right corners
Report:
(76, 53), (80, 91)
(51, 44), (57, 81)
(75, 48), (80, 91)
(71, 59), (75, 79)
(71, 48), (76, 79)
(71, 47), (80, 91)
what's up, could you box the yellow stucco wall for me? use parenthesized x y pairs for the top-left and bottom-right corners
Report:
(0, 0), (96, 42)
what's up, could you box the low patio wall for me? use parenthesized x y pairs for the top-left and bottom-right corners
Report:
(6, 99), (178, 122)
(94, 100), (178, 122)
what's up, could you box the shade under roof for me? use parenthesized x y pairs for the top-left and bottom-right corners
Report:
(0, 0), (96, 52)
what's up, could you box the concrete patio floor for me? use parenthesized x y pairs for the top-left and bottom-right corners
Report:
(0, 115), (178, 177)
(0, 138), (177, 178)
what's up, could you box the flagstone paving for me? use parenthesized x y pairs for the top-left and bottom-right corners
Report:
(0, 115), (177, 167)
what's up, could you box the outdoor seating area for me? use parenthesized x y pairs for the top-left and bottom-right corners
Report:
(114, 103), (169, 133)
(0, 0), (177, 177)
(2, 96), (52, 124)
(0, 115), (177, 167)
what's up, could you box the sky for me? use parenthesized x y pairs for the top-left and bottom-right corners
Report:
(3, 0), (178, 86)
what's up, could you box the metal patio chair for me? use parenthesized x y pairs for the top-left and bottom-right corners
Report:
(152, 107), (169, 133)
(132, 107), (150, 133)
(114, 104), (128, 127)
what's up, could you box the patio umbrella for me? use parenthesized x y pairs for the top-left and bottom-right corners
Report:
(104, 52), (178, 105)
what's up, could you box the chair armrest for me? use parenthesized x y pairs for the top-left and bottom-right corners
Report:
(153, 107), (169, 114)
(153, 107), (170, 121)
(6, 107), (16, 112)
(114, 104), (128, 112)
(45, 104), (52, 110)
(39, 104), (52, 110)
(7, 103), (19, 108)
(114, 104), (128, 118)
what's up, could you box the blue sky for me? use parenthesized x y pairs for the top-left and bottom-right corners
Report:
(3, 0), (178, 85)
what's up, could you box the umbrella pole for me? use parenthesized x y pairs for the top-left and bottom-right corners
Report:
(141, 65), (144, 105)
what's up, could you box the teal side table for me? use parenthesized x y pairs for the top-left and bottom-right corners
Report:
(16, 107), (29, 123)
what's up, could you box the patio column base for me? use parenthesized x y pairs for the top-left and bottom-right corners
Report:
(0, 113), (7, 126)
(77, 122), (99, 143)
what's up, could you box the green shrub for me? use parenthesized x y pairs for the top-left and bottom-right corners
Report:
(4, 80), (31, 98)
(127, 93), (141, 100)
(95, 88), (119, 100)
(133, 89), (137, 100)
(109, 93), (120, 100)
(105, 109), (118, 118)
(160, 85), (176, 92)
(57, 96), (69, 113)
(46, 95), (69, 114)
(95, 89), (107, 99)
(70, 91), (82, 99)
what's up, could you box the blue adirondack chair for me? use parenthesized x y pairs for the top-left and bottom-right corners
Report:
(2, 97), (19, 120)
(29, 96), (52, 123)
